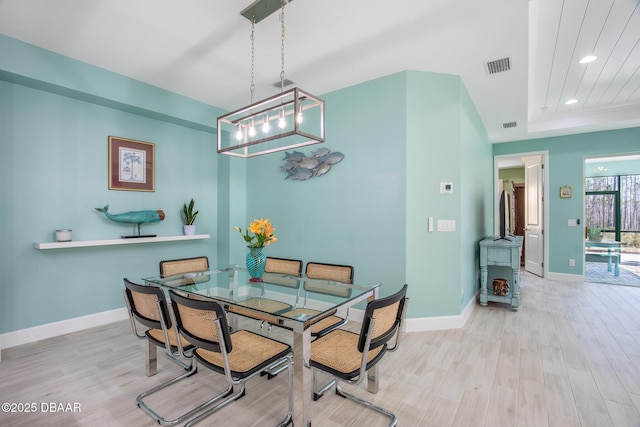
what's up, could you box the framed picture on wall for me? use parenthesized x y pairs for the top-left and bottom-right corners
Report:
(108, 136), (155, 192)
(560, 185), (572, 198)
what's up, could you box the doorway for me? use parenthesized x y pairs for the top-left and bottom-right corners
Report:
(495, 151), (549, 278)
(512, 183), (525, 265)
(584, 155), (640, 286)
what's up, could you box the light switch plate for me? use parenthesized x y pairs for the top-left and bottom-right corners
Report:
(437, 219), (456, 232)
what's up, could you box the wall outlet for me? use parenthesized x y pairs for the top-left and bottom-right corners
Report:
(569, 258), (575, 267)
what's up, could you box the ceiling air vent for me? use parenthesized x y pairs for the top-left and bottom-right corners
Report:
(502, 121), (517, 129)
(272, 78), (296, 88)
(485, 57), (511, 75)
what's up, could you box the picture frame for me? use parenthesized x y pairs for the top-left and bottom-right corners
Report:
(560, 185), (572, 198)
(108, 136), (155, 192)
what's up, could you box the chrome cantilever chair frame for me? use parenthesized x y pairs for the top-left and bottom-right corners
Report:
(256, 257), (303, 334)
(258, 257), (303, 378)
(303, 261), (354, 337)
(266, 261), (355, 379)
(310, 284), (409, 427)
(124, 279), (200, 427)
(123, 278), (194, 375)
(168, 289), (294, 427)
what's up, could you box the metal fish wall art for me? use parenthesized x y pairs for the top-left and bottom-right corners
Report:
(281, 148), (344, 181)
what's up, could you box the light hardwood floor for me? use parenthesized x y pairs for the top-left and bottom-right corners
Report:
(2, 272), (640, 426)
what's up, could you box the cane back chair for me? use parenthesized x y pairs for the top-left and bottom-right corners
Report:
(123, 278), (195, 376)
(228, 257), (301, 330)
(309, 284), (408, 427)
(124, 278), (200, 426)
(290, 262), (354, 338)
(159, 256), (209, 278)
(168, 289), (294, 427)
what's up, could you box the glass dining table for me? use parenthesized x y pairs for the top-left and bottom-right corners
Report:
(143, 265), (380, 427)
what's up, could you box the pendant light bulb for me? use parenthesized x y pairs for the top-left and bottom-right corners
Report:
(296, 106), (303, 124)
(235, 124), (243, 141)
(248, 119), (256, 138)
(261, 115), (271, 133)
(278, 109), (286, 129)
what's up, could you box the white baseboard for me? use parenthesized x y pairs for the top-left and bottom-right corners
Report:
(344, 293), (475, 334)
(0, 296), (477, 361)
(0, 307), (129, 361)
(405, 294), (476, 332)
(546, 272), (584, 282)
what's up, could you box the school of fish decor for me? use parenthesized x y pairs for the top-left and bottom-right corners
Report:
(280, 148), (344, 181)
(95, 205), (165, 239)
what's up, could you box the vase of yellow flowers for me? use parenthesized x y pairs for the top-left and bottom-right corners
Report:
(234, 218), (277, 282)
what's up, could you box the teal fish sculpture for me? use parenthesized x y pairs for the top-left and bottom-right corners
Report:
(95, 205), (165, 238)
(95, 205), (165, 223)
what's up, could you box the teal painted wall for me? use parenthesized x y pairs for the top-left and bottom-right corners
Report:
(585, 157), (640, 177)
(493, 128), (640, 275)
(1, 35), (494, 335)
(0, 35), (216, 132)
(405, 71), (492, 317)
(499, 167), (525, 183)
(235, 73), (408, 301)
(0, 35), (226, 334)
(405, 72), (461, 317)
(231, 72), (493, 317)
(459, 80), (494, 312)
(231, 71), (492, 318)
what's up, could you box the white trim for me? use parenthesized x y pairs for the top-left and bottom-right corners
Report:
(313, 298), (475, 334)
(0, 293), (476, 362)
(325, 296), (476, 334)
(546, 272), (584, 282)
(405, 293), (476, 332)
(0, 308), (129, 361)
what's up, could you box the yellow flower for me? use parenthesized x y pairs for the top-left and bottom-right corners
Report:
(249, 221), (261, 234)
(234, 217), (277, 248)
(265, 236), (278, 245)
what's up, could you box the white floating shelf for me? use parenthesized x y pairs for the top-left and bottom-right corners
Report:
(34, 234), (211, 250)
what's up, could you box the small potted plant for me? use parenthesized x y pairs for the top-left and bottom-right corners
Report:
(181, 198), (199, 235)
(588, 227), (603, 242)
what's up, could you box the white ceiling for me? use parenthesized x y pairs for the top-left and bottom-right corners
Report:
(1, 0), (639, 144)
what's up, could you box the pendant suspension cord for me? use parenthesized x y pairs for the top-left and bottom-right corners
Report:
(250, 16), (256, 105)
(279, 0), (286, 93)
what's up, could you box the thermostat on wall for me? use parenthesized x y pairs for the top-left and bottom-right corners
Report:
(440, 182), (453, 194)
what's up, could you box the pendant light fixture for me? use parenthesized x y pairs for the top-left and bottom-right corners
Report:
(217, 0), (325, 158)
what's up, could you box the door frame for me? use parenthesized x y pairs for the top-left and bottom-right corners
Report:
(494, 150), (550, 278)
(583, 152), (640, 280)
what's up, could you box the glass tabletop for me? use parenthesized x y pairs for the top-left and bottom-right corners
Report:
(143, 265), (379, 326)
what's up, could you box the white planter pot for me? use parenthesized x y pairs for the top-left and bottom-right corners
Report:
(183, 225), (196, 236)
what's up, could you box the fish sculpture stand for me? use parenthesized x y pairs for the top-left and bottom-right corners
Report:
(95, 205), (165, 238)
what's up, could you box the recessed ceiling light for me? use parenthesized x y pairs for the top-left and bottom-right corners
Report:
(579, 55), (597, 64)
(565, 99), (578, 105)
